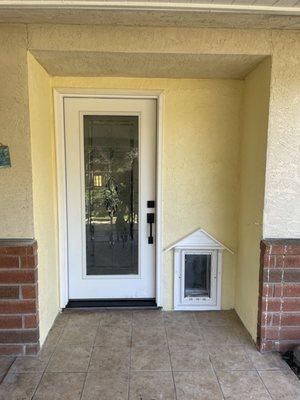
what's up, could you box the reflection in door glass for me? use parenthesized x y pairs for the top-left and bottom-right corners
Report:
(84, 115), (139, 275)
(184, 254), (211, 298)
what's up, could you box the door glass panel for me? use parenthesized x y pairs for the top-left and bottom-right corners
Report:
(84, 115), (139, 275)
(184, 254), (211, 298)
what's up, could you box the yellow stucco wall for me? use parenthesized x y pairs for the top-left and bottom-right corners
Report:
(235, 58), (271, 340)
(1, 25), (299, 241)
(27, 54), (60, 345)
(0, 23), (299, 345)
(52, 76), (243, 309)
(0, 25), (34, 237)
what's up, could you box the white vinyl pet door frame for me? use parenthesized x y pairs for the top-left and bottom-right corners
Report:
(166, 228), (233, 311)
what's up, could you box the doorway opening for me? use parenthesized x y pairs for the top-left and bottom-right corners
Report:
(55, 91), (163, 308)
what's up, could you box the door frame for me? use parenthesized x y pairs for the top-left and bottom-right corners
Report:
(54, 88), (164, 308)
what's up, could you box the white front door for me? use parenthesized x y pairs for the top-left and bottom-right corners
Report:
(64, 97), (156, 299)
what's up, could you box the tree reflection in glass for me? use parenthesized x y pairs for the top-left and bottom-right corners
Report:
(84, 115), (139, 275)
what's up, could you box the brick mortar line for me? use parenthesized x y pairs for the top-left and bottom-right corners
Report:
(0, 313), (37, 316)
(0, 328), (38, 331)
(261, 297), (300, 300)
(262, 259), (271, 349)
(0, 299), (37, 301)
(0, 283), (37, 286)
(276, 254), (286, 349)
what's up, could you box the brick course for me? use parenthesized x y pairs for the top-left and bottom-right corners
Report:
(258, 239), (300, 352)
(0, 240), (39, 356)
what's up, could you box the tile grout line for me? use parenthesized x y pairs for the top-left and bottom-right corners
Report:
(127, 311), (134, 400)
(207, 353), (226, 400)
(194, 313), (226, 400)
(251, 358), (276, 400)
(79, 312), (103, 400)
(163, 314), (179, 400)
(236, 343), (276, 400)
(3, 310), (292, 400)
(256, 370), (275, 400)
(29, 312), (70, 400)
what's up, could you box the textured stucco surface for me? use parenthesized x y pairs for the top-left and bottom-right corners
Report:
(0, 23), (300, 342)
(1, 24), (299, 240)
(263, 31), (300, 238)
(52, 75), (243, 309)
(27, 24), (272, 56)
(0, 25), (34, 238)
(27, 54), (60, 345)
(31, 50), (265, 79)
(235, 58), (271, 340)
(26, 24), (300, 238)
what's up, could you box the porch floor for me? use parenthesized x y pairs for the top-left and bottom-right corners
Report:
(1, 310), (299, 399)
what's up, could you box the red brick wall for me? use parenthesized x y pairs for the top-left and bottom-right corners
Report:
(0, 240), (39, 355)
(258, 239), (300, 353)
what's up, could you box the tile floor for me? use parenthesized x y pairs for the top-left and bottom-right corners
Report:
(0, 310), (299, 400)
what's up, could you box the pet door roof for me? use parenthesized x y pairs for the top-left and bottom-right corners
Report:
(165, 228), (233, 254)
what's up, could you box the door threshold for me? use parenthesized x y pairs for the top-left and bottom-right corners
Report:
(65, 298), (157, 309)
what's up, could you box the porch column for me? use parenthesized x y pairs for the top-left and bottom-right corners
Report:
(258, 31), (300, 352)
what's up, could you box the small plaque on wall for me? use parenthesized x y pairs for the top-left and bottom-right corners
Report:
(0, 143), (11, 168)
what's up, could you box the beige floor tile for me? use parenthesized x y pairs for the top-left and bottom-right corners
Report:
(208, 345), (254, 371)
(0, 373), (42, 400)
(58, 325), (97, 345)
(9, 356), (49, 373)
(245, 346), (288, 370)
(200, 325), (243, 346)
(0, 357), (15, 382)
(131, 345), (171, 371)
(81, 372), (129, 400)
(174, 370), (223, 400)
(89, 346), (130, 372)
(42, 325), (63, 350)
(53, 312), (70, 328)
(195, 310), (238, 326)
(3, 311), (298, 400)
(170, 345), (209, 371)
(38, 321), (65, 355)
(132, 325), (167, 346)
(94, 324), (131, 347)
(32, 372), (85, 400)
(37, 341), (58, 360)
(217, 370), (272, 399)
(67, 312), (100, 328)
(100, 311), (132, 327)
(166, 325), (203, 347)
(132, 310), (164, 326)
(233, 324), (253, 345)
(163, 311), (196, 326)
(129, 371), (176, 400)
(259, 369), (300, 400)
(46, 343), (92, 372)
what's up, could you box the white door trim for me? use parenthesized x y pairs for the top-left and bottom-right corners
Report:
(54, 89), (164, 308)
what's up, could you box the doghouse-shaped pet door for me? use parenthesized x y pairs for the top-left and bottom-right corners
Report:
(166, 229), (232, 311)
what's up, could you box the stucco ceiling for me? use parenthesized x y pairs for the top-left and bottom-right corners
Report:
(31, 50), (266, 79)
(0, 1), (300, 28)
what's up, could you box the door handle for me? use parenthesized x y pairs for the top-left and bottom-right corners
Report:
(147, 213), (155, 244)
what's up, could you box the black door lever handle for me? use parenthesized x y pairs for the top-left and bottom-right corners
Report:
(147, 213), (155, 244)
